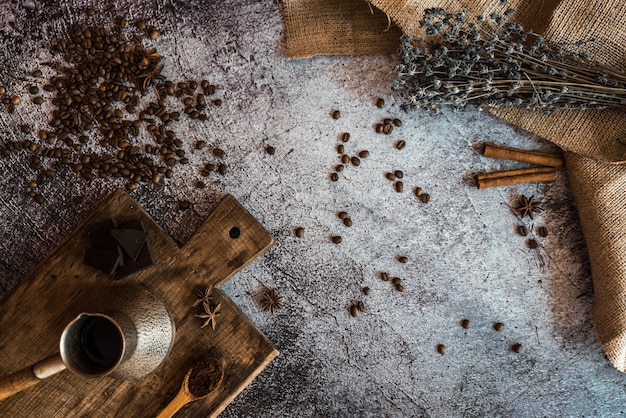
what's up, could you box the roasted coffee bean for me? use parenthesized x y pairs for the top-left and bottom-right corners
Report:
(136, 20), (146, 30)
(31, 69), (42, 77)
(196, 180), (205, 189)
(536, 226), (548, 237)
(149, 30), (159, 40)
(338, 211), (348, 219)
(265, 145), (275, 155)
(395, 140), (406, 150)
(420, 193), (431, 203)
(386, 172), (396, 181)
(341, 155), (350, 164)
(11, 96), (20, 105)
(28, 85), (39, 94)
(151, 173), (161, 183)
(85, 7), (95, 16)
(0, 86), (5, 95)
(517, 225), (529, 237)
(335, 164), (344, 172)
(392, 118), (402, 127)
(358, 150), (369, 159)
(32, 96), (44, 105)
(337, 144), (345, 154)
(395, 283), (405, 292)
(375, 124), (384, 133)
(126, 182), (137, 191)
(437, 344), (447, 355)
(218, 164), (227, 175)
(331, 110), (340, 119)
(33, 193), (44, 204)
(414, 187), (423, 197)
(362, 287), (371, 296)
(526, 238), (538, 249)
(398, 256), (408, 263)
(512, 343), (523, 353)
(394, 170), (403, 179)
(343, 218), (352, 227)
(494, 322), (504, 332)
(28, 180), (37, 189)
(295, 227), (305, 238)
(357, 301), (366, 312)
(195, 140), (206, 150)
(383, 118), (393, 125)
(380, 272), (390, 281)
(392, 277), (401, 285)
(331, 236), (342, 244)
(349, 304), (359, 317)
(330, 172), (339, 182)
(460, 319), (471, 329)
(341, 132), (350, 142)
(376, 98), (385, 108)
(395, 181), (404, 192)
(213, 148), (225, 158)
(351, 156), (360, 166)
(383, 124), (393, 135)
(178, 200), (191, 210)
(20, 125), (31, 134)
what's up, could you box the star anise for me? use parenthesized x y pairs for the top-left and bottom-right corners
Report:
(192, 285), (214, 308)
(136, 46), (163, 69)
(515, 195), (542, 219)
(261, 288), (283, 314)
(136, 63), (165, 91)
(195, 301), (221, 330)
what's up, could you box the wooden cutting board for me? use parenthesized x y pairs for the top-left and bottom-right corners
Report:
(0, 189), (277, 417)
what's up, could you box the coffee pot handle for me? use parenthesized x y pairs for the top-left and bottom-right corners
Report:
(0, 354), (66, 401)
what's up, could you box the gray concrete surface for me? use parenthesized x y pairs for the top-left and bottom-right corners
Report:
(0, 1), (624, 416)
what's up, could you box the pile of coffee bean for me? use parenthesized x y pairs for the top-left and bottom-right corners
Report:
(0, 8), (224, 203)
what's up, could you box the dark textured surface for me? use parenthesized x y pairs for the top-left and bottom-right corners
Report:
(0, 1), (624, 416)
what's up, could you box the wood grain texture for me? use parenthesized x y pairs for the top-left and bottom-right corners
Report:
(0, 189), (277, 417)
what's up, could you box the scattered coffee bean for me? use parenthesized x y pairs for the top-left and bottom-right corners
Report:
(195, 140), (206, 150)
(395, 181), (404, 192)
(295, 227), (305, 238)
(343, 218), (352, 227)
(380, 272), (390, 281)
(0, 86), (5, 95)
(149, 30), (159, 40)
(395, 140), (406, 150)
(337, 144), (345, 154)
(512, 343), (523, 353)
(460, 319), (471, 329)
(382, 124), (393, 135)
(376, 98), (385, 108)
(341, 155), (350, 164)
(414, 187), (423, 197)
(28, 85), (39, 94)
(85, 7), (95, 16)
(32, 96), (44, 105)
(217, 164), (227, 175)
(265, 145), (276, 155)
(383, 118), (393, 125)
(392, 118), (402, 127)
(28, 180), (37, 189)
(517, 225), (529, 237)
(349, 304), (359, 317)
(526, 238), (538, 249)
(392, 277), (401, 285)
(375, 124), (384, 133)
(395, 284), (405, 292)
(494, 322), (504, 331)
(536, 226), (548, 237)
(394, 170), (404, 179)
(31, 70), (42, 77)
(178, 200), (191, 210)
(362, 287), (371, 296)
(33, 193), (44, 204)
(398, 256), (408, 263)
(213, 148), (225, 158)
(341, 132), (350, 142)
(357, 301), (366, 312)
(332, 110), (341, 119)
(20, 125), (31, 134)
(437, 344), (447, 355)
(338, 211), (348, 219)
(196, 180), (205, 189)
(420, 193), (431, 203)
(335, 164), (344, 172)
(330, 172), (339, 182)
(358, 150), (369, 159)
(351, 156), (360, 166)
(386, 172), (396, 181)
(136, 20), (147, 30)
(331, 235), (342, 244)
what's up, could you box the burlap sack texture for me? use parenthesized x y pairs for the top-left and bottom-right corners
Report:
(281, 0), (626, 372)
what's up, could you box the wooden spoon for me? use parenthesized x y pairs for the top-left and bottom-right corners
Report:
(157, 358), (224, 418)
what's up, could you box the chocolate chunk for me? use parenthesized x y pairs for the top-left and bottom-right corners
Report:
(87, 218), (124, 266)
(111, 229), (147, 261)
(114, 238), (154, 279)
(82, 247), (123, 278)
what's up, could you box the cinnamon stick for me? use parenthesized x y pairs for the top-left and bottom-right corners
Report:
(477, 167), (557, 189)
(483, 143), (564, 167)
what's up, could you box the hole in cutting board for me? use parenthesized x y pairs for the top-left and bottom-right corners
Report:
(229, 227), (241, 239)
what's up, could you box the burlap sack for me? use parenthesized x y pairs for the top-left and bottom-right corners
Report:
(281, 0), (626, 371)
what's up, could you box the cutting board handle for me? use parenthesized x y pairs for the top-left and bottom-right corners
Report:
(0, 354), (65, 401)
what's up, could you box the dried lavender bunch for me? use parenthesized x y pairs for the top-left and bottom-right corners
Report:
(393, 6), (626, 113)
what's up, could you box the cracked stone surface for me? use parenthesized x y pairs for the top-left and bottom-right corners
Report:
(0, 1), (624, 416)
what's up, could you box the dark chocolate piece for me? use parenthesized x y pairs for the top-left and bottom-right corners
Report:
(114, 237), (154, 279)
(111, 229), (147, 261)
(82, 247), (123, 278)
(87, 218), (124, 267)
